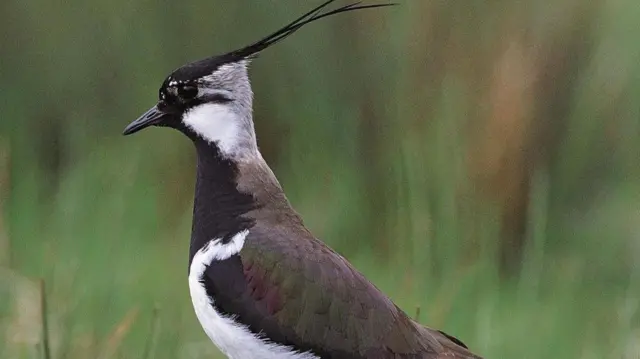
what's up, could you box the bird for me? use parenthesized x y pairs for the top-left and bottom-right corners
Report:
(123, 1), (484, 358)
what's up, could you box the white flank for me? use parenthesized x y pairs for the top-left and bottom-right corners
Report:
(182, 103), (242, 157)
(188, 231), (319, 359)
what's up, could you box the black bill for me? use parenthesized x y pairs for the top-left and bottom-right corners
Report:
(123, 105), (171, 136)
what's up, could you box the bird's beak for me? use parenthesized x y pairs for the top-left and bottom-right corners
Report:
(123, 105), (172, 136)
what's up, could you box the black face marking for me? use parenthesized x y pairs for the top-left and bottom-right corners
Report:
(202, 93), (233, 104)
(157, 77), (202, 114)
(157, 73), (235, 117)
(177, 84), (198, 100)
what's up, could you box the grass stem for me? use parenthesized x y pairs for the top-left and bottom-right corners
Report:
(40, 279), (51, 359)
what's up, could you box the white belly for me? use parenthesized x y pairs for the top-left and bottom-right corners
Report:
(188, 231), (319, 359)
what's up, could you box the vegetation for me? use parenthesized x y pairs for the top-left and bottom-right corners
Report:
(1, 1), (639, 358)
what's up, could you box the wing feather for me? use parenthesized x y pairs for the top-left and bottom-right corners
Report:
(238, 221), (440, 357)
(201, 219), (482, 358)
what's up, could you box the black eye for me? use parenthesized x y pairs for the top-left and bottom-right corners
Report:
(177, 85), (198, 100)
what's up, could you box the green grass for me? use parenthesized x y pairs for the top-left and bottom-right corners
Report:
(2, 0), (640, 358)
(2, 152), (637, 358)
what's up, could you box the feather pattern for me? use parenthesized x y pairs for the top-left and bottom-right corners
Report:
(188, 139), (483, 358)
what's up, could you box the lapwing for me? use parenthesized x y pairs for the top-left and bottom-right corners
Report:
(123, 1), (484, 358)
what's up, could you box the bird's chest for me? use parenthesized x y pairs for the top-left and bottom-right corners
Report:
(188, 234), (319, 359)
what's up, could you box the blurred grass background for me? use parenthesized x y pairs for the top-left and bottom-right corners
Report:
(1, 0), (639, 358)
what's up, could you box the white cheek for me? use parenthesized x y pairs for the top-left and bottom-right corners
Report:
(182, 104), (240, 155)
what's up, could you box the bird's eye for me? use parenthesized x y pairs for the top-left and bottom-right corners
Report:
(177, 85), (198, 100)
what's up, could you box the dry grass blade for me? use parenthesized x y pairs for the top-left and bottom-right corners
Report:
(97, 307), (139, 359)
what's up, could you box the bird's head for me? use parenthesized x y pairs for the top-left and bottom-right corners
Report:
(123, 59), (256, 159)
(123, 0), (395, 160)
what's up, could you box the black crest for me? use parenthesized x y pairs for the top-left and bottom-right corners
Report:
(168, 0), (396, 83)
